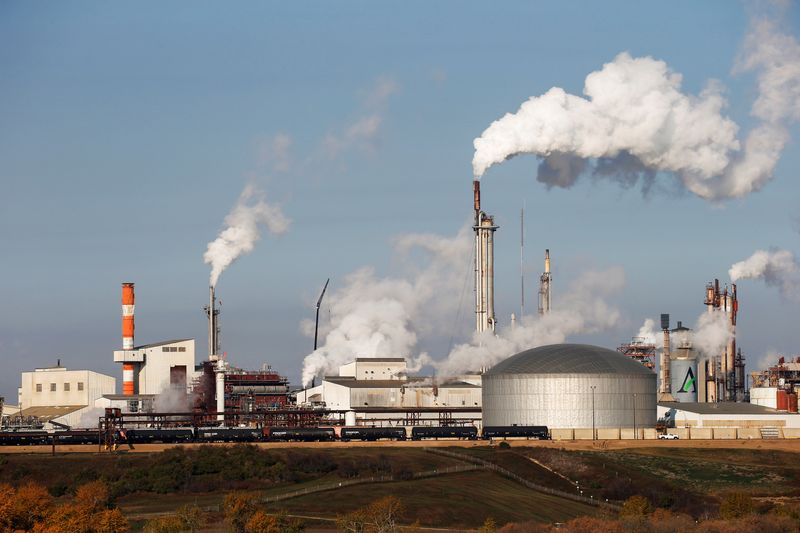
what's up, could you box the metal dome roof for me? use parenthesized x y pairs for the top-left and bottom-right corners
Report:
(485, 343), (655, 376)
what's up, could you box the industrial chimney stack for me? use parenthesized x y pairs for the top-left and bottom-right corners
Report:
(658, 313), (673, 401)
(206, 286), (220, 359)
(473, 180), (498, 334)
(121, 283), (136, 396)
(538, 250), (552, 315)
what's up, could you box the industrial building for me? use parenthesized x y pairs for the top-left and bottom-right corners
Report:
(112, 283), (197, 399)
(658, 402), (800, 438)
(296, 358), (482, 426)
(16, 365), (115, 427)
(482, 344), (657, 431)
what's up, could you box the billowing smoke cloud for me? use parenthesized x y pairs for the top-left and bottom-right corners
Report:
(635, 318), (661, 346)
(300, 222), (628, 385)
(472, 9), (800, 201)
(204, 185), (290, 287)
(300, 226), (472, 386)
(435, 267), (625, 376)
(692, 310), (734, 358)
(729, 248), (800, 299)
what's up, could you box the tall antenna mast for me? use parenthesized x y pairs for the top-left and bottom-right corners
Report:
(520, 204), (525, 318)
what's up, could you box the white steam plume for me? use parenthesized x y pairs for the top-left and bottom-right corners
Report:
(692, 310), (734, 359)
(729, 248), (800, 299)
(635, 318), (661, 346)
(204, 185), (290, 287)
(435, 267), (625, 376)
(472, 9), (800, 201)
(300, 226), (472, 386)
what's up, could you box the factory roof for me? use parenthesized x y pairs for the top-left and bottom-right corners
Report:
(17, 405), (86, 422)
(132, 339), (192, 350)
(659, 402), (786, 415)
(485, 344), (656, 376)
(324, 377), (479, 389)
(353, 358), (407, 363)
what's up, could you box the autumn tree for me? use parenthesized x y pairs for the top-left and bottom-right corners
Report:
(620, 495), (653, 518)
(224, 491), (259, 533)
(0, 482), (53, 531)
(245, 510), (304, 533)
(719, 492), (755, 520)
(337, 496), (404, 533)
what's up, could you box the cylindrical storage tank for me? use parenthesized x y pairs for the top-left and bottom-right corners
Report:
(777, 389), (789, 411)
(345, 411), (357, 426)
(482, 344), (657, 429)
(787, 393), (798, 414)
(670, 358), (698, 402)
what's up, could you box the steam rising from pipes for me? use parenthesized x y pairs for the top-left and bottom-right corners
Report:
(204, 185), (290, 287)
(635, 318), (660, 346)
(437, 267), (625, 376)
(729, 248), (800, 299)
(692, 310), (734, 358)
(300, 222), (627, 385)
(472, 9), (800, 201)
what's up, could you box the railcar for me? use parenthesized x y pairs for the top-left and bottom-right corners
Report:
(410, 426), (478, 440)
(340, 427), (406, 441)
(482, 425), (550, 440)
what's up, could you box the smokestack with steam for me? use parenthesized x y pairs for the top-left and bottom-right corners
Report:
(659, 314), (672, 400)
(473, 180), (497, 333)
(205, 286), (220, 359)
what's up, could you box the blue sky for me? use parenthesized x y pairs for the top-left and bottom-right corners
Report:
(2, 2), (799, 400)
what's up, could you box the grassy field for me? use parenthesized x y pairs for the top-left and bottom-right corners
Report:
(273, 470), (600, 528)
(3, 442), (800, 529)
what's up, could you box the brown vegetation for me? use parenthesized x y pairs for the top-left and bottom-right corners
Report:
(0, 480), (128, 533)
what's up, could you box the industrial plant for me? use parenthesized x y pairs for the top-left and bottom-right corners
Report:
(2, 180), (799, 445)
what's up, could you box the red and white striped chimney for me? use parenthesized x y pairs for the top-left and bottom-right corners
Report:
(121, 283), (135, 396)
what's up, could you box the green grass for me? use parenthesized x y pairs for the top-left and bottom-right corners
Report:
(597, 448), (800, 494)
(272, 470), (600, 528)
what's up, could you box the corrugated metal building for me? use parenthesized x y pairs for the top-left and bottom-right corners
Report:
(482, 344), (657, 429)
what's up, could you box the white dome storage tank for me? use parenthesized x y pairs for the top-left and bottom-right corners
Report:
(482, 344), (657, 429)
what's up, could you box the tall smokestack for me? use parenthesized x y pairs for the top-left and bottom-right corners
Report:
(121, 283), (135, 396)
(473, 180), (481, 225)
(473, 180), (497, 333)
(206, 286), (220, 359)
(538, 250), (552, 315)
(122, 283), (135, 350)
(659, 314), (671, 398)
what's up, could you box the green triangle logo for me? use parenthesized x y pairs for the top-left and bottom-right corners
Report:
(680, 367), (696, 393)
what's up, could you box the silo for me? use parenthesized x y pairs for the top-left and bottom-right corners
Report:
(482, 344), (657, 429)
(670, 358), (698, 402)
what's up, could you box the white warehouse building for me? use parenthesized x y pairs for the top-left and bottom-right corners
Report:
(17, 366), (116, 428)
(297, 358), (482, 426)
(113, 339), (196, 395)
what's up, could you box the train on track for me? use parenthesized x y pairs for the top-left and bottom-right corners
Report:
(0, 425), (549, 446)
